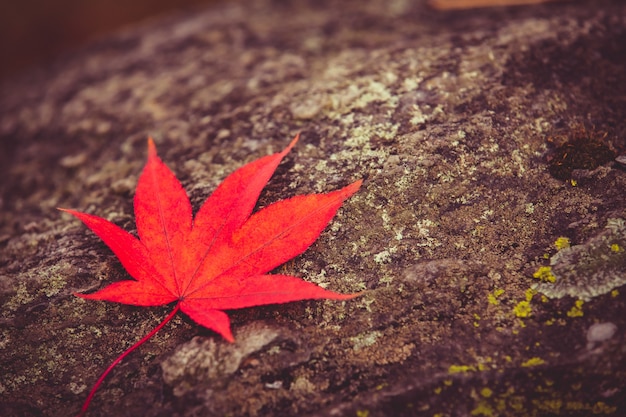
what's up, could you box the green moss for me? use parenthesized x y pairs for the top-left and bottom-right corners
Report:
(5, 282), (35, 312)
(350, 331), (382, 352)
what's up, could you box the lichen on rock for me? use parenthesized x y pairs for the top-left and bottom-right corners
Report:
(535, 218), (626, 300)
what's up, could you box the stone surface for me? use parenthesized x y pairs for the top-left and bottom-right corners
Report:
(534, 218), (626, 300)
(1, 0), (626, 416)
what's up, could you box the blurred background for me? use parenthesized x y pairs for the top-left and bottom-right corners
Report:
(0, 0), (220, 80)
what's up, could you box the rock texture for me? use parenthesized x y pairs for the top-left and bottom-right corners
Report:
(1, 0), (626, 416)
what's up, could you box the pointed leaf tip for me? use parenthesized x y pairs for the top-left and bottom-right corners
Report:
(286, 132), (300, 152)
(58, 207), (79, 216)
(147, 137), (157, 159)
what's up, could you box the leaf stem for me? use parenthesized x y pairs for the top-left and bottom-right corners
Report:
(75, 303), (181, 417)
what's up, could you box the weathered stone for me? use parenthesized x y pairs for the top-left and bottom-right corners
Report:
(1, 0), (626, 416)
(535, 218), (626, 300)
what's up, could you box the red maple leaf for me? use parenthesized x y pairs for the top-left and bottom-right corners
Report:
(61, 134), (361, 416)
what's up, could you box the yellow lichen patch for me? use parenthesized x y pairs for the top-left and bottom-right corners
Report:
(533, 266), (556, 283)
(611, 289), (619, 297)
(590, 401), (617, 414)
(356, 410), (369, 417)
(480, 387), (493, 398)
(449, 358), (493, 375)
(513, 300), (531, 318)
(610, 243), (621, 253)
(566, 299), (584, 317)
(488, 289), (505, 305)
(533, 399), (562, 414)
(509, 399), (524, 412)
(554, 237), (571, 250)
(514, 287), (537, 317)
(565, 401), (617, 414)
(534, 218), (626, 300)
(449, 364), (477, 374)
(471, 401), (495, 416)
(521, 357), (545, 367)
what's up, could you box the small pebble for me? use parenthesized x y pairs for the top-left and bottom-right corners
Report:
(264, 381), (283, 389)
(59, 152), (87, 168)
(586, 322), (617, 348)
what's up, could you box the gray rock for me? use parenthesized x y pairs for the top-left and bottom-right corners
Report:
(535, 218), (626, 300)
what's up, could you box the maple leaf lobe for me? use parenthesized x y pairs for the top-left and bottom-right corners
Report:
(62, 134), (360, 342)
